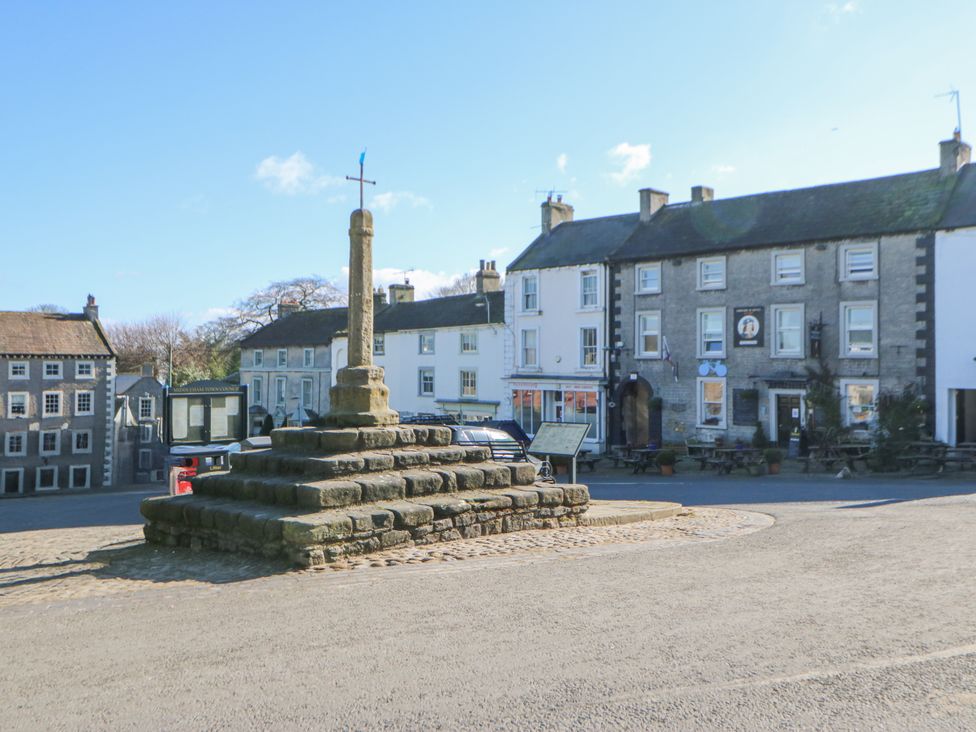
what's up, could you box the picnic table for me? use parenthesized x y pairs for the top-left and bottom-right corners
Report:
(707, 447), (763, 474)
(801, 443), (872, 472)
(944, 444), (976, 471)
(896, 441), (949, 472)
(626, 448), (661, 474)
(685, 440), (717, 470)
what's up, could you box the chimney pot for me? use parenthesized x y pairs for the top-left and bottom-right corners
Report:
(940, 134), (972, 176)
(639, 188), (669, 222)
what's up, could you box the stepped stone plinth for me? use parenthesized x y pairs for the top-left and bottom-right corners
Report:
(141, 425), (590, 567)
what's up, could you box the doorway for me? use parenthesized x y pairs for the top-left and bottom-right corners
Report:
(955, 389), (976, 444)
(769, 390), (806, 447)
(2, 468), (23, 495)
(617, 377), (656, 447)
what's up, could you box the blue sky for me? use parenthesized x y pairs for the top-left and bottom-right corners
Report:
(1, 1), (973, 324)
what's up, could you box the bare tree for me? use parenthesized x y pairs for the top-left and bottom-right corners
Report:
(28, 304), (68, 314)
(433, 273), (477, 297)
(213, 275), (346, 341)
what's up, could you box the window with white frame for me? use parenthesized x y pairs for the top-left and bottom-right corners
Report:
(5, 432), (26, 457)
(840, 379), (879, 428)
(636, 263), (662, 294)
(2, 468), (24, 495)
(418, 368), (435, 396)
(138, 397), (154, 420)
(580, 270), (599, 308)
(841, 301), (877, 357)
(419, 332), (435, 354)
(563, 391), (599, 440)
(580, 327), (599, 367)
(460, 369), (477, 397)
(75, 390), (94, 416)
(75, 361), (94, 379)
(697, 256), (726, 290)
(36, 466), (58, 492)
(301, 378), (313, 409)
(275, 376), (287, 406)
(73, 430), (92, 454)
(277, 349), (287, 367)
(636, 311), (661, 358)
(512, 389), (543, 435)
(42, 391), (62, 417)
(303, 348), (314, 367)
(43, 361), (63, 379)
(698, 308), (726, 357)
(139, 449), (152, 471)
(7, 392), (28, 418)
(252, 376), (263, 405)
(521, 275), (538, 311)
(253, 350), (264, 367)
(698, 377), (727, 428)
(840, 242), (878, 281)
(69, 465), (91, 489)
(8, 362), (28, 380)
(772, 250), (805, 285)
(373, 334), (385, 355)
(460, 332), (478, 353)
(520, 329), (538, 367)
(140, 424), (153, 443)
(40, 430), (60, 456)
(771, 304), (804, 357)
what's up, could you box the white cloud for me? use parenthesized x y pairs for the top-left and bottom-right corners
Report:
(556, 153), (568, 173)
(607, 142), (652, 184)
(370, 191), (432, 213)
(489, 247), (510, 257)
(826, 1), (858, 18)
(712, 164), (736, 175)
(254, 152), (341, 195)
(343, 267), (459, 299)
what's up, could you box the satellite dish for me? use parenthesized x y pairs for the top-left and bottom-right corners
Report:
(698, 362), (710, 377)
(715, 363), (728, 377)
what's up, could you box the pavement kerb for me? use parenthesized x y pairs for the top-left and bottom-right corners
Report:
(578, 499), (683, 526)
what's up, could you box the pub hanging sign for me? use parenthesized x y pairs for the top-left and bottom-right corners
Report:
(734, 306), (764, 347)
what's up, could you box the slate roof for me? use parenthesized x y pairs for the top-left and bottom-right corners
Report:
(940, 164), (976, 229)
(612, 167), (967, 262)
(507, 213), (639, 272)
(239, 292), (504, 348)
(374, 291), (504, 333)
(0, 312), (114, 357)
(239, 307), (350, 348)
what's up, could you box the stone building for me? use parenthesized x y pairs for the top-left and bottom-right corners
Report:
(239, 305), (349, 433)
(113, 364), (166, 483)
(609, 136), (975, 447)
(0, 296), (116, 496)
(332, 262), (505, 421)
(503, 197), (636, 453)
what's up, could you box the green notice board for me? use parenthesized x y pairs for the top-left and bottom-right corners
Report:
(527, 422), (590, 457)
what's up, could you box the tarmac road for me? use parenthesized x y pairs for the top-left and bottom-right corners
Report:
(2, 481), (975, 729)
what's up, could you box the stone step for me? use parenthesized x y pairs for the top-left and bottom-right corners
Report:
(141, 482), (591, 567)
(230, 444), (494, 479)
(268, 424), (454, 454)
(191, 461), (540, 510)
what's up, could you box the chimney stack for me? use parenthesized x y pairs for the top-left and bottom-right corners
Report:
(476, 260), (501, 293)
(141, 363), (154, 377)
(940, 131), (972, 176)
(541, 196), (574, 234)
(83, 294), (99, 321)
(388, 279), (415, 304)
(639, 188), (669, 222)
(691, 185), (714, 203)
(373, 287), (388, 308)
(277, 300), (299, 318)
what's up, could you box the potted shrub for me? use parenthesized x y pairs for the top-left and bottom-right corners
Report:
(764, 448), (783, 475)
(656, 449), (677, 476)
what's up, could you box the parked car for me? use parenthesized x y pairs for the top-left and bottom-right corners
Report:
(442, 424), (545, 477)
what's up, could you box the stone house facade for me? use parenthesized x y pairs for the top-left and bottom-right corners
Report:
(609, 136), (974, 447)
(0, 296), (116, 496)
(114, 365), (166, 483)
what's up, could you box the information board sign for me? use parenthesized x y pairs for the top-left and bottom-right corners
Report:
(527, 422), (590, 458)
